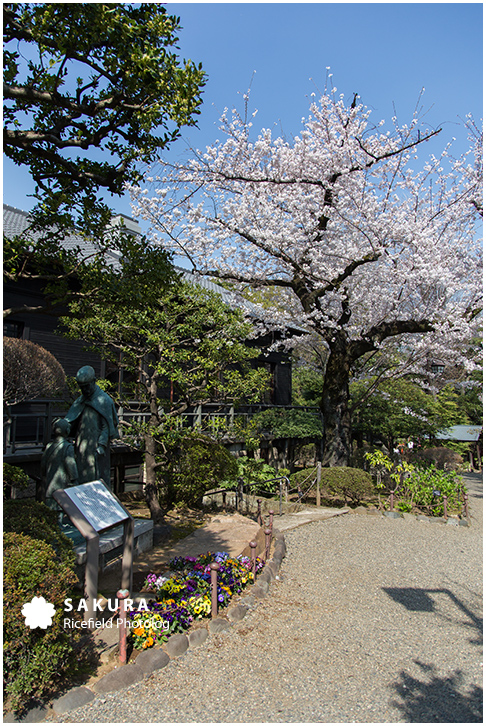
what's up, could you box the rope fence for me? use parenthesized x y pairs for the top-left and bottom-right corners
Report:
(205, 465), (471, 523)
(203, 463), (326, 518)
(384, 471), (470, 522)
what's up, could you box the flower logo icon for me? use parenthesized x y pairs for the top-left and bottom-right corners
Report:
(21, 596), (56, 629)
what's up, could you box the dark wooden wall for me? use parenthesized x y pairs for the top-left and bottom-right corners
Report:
(4, 280), (293, 406)
(4, 279), (104, 378)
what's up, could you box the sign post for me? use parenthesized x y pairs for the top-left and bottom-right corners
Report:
(54, 480), (133, 625)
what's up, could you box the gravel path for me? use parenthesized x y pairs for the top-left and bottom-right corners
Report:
(55, 474), (482, 723)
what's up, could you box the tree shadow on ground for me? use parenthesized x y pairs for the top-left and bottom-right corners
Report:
(462, 474), (483, 506)
(390, 660), (483, 722)
(383, 586), (483, 646)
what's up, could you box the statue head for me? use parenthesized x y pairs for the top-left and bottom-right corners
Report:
(76, 365), (97, 399)
(53, 418), (70, 438)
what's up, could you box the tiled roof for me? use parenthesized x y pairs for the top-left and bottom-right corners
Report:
(436, 425), (482, 442)
(3, 204), (101, 257)
(3, 204), (133, 267)
(2, 204), (261, 314)
(3, 204), (31, 239)
(180, 268), (265, 320)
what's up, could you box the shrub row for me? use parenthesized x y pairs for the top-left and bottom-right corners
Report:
(291, 466), (374, 505)
(3, 501), (96, 714)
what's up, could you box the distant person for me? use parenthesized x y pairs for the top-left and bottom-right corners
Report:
(63, 366), (119, 488)
(42, 418), (78, 510)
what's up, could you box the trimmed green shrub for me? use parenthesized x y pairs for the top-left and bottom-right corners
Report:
(3, 337), (65, 406)
(407, 446), (463, 471)
(321, 466), (374, 506)
(3, 532), (95, 713)
(290, 466), (374, 505)
(252, 408), (322, 439)
(290, 467), (318, 489)
(3, 463), (30, 499)
(221, 457), (288, 495)
(165, 433), (239, 506)
(4, 500), (76, 568)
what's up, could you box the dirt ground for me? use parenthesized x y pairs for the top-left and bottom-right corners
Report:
(98, 499), (260, 596)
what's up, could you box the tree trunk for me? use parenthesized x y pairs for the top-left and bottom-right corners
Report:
(143, 433), (164, 520)
(143, 376), (164, 521)
(320, 339), (353, 467)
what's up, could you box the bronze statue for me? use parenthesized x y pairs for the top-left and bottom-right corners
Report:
(63, 366), (119, 488)
(42, 418), (78, 509)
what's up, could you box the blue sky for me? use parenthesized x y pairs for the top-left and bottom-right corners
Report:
(3, 2), (483, 219)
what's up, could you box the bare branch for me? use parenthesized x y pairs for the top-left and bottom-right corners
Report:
(312, 252), (381, 301)
(351, 318), (434, 360)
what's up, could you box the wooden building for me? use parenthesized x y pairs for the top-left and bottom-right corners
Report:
(4, 204), (301, 487)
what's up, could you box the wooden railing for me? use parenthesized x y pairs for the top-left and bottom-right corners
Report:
(4, 400), (322, 454)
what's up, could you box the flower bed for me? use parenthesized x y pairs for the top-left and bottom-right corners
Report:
(127, 551), (264, 650)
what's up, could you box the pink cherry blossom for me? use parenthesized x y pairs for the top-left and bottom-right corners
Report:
(130, 89), (482, 465)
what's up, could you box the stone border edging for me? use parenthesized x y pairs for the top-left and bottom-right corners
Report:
(43, 529), (287, 718)
(352, 505), (470, 527)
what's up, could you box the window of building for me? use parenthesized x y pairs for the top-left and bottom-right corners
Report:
(3, 320), (24, 338)
(430, 364), (445, 375)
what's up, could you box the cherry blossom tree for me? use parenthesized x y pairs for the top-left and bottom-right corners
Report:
(130, 88), (482, 466)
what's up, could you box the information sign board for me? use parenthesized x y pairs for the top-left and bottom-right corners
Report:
(62, 480), (129, 532)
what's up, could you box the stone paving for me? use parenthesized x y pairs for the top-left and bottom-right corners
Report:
(274, 505), (349, 531)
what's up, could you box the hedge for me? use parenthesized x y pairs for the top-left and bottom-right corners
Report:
(291, 465), (374, 505)
(321, 466), (374, 505)
(3, 503), (96, 713)
(3, 500), (76, 568)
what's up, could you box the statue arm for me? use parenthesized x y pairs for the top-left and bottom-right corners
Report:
(96, 416), (110, 454)
(65, 444), (79, 485)
(92, 387), (119, 438)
